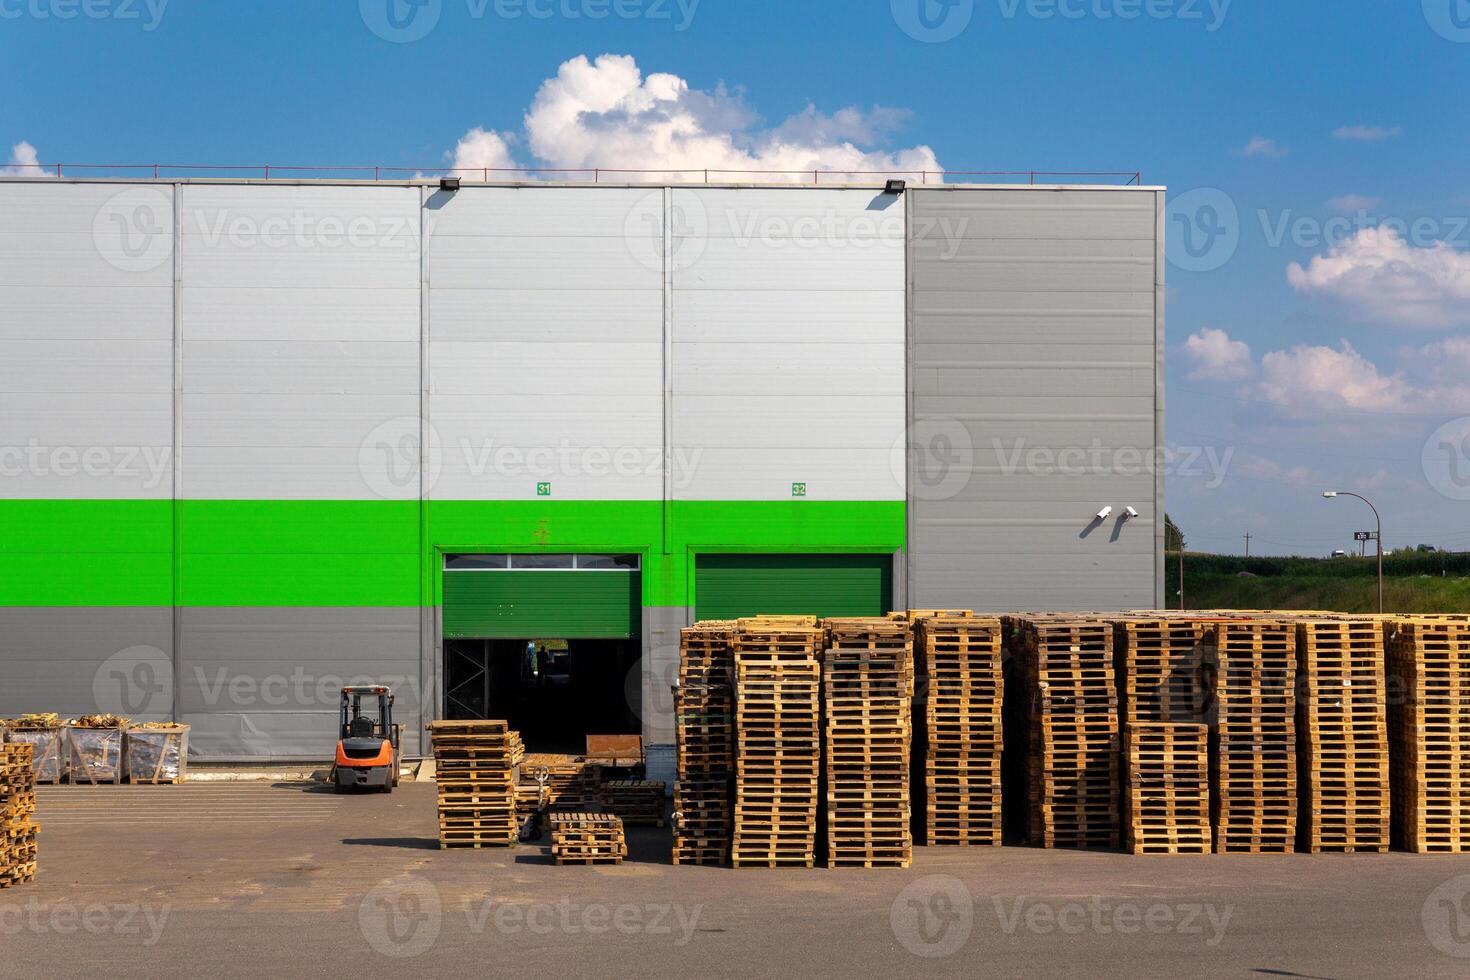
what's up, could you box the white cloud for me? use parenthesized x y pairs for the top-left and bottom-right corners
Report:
(1240, 136), (1287, 159)
(1254, 341), (1412, 414)
(1287, 226), (1470, 329)
(1326, 194), (1382, 212)
(449, 53), (941, 182)
(1, 140), (46, 176)
(449, 127), (518, 175)
(1182, 328), (1254, 381)
(1333, 125), (1402, 142)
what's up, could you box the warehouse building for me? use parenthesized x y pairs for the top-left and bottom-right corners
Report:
(0, 177), (1165, 775)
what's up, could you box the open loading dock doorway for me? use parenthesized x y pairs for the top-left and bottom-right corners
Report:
(441, 554), (642, 754)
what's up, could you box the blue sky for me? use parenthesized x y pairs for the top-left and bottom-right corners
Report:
(3, 0), (1468, 555)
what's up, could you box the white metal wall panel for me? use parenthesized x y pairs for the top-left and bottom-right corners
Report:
(0, 183), (174, 499)
(907, 188), (1163, 612)
(427, 187), (664, 500)
(178, 185), (422, 500)
(672, 188), (907, 501)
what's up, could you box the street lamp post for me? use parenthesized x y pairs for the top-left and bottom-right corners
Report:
(1322, 491), (1383, 613)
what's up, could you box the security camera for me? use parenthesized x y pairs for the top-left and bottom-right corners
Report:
(1095, 506), (1113, 521)
(1124, 506), (1139, 519)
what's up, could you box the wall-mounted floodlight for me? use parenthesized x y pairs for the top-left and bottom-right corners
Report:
(440, 177), (461, 192)
(884, 179), (907, 195)
(1124, 506), (1139, 519)
(1095, 506), (1113, 521)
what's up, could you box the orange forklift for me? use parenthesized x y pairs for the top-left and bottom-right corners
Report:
(333, 685), (402, 793)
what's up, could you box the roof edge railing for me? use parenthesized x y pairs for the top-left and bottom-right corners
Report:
(2, 164), (1146, 186)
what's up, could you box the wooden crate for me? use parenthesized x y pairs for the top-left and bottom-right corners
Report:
(1387, 618), (1470, 853)
(67, 726), (125, 784)
(3, 728), (65, 784)
(732, 625), (821, 869)
(1296, 619), (1389, 854)
(1124, 723), (1211, 854)
(430, 720), (521, 849)
(1211, 620), (1298, 853)
(916, 615), (1004, 846)
(1011, 616), (1121, 850)
(823, 618), (914, 868)
(550, 812), (627, 865)
(125, 725), (191, 784)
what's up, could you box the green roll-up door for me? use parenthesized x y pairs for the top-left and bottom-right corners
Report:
(694, 553), (892, 622)
(443, 571), (640, 639)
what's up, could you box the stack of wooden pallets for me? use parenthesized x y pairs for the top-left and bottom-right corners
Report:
(915, 613), (1004, 845)
(1013, 616), (1120, 850)
(600, 780), (666, 826)
(1296, 618), (1389, 853)
(1, 743), (38, 887)
(673, 622), (736, 866)
(549, 812), (627, 865)
(1114, 618), (1213, 723)
(1387, 617), (1470, 853)
(1123, 722), (1211, 854)
(732, 618), (822, 868)
(430, 720), (524, 849)
(1212, 619), (1298, 853)
(823, 617), (914, 868)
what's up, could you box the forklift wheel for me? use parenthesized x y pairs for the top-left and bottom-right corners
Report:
(334, 783), (348, 794)
(382, 778), (393, 794)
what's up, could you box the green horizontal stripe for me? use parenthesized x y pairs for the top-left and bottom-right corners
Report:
(0, 499), (904, 608)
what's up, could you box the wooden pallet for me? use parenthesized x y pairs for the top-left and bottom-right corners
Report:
(1114, 619), (1215, 724)
(1010, 616), (1121, 850)
(1387, 618), (1470, 852)
(550, 812), (627, 865)
(1123, 723), (1212, 855)
(1, 744), (39, 888)
(1297, 619), (1390, 853)
(431, 720), (521, 849)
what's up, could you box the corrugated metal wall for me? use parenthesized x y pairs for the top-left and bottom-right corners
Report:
(0, 179), (1162, 758)
(906, 188), (1165, 611)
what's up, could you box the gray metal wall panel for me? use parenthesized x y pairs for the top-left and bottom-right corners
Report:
(176, 606), (422, 758)
(639, 606), (688, 748)
(907, 188), (1162, 612)
(177, 185), (422, 501)
(0, 184), (175, 500)
(0, 607), (174, 720)
(671, 188), (906, 501)
(426, 188), (664, 502)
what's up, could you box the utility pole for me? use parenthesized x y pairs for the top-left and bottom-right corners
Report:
(1243, 532), (1251, 557)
